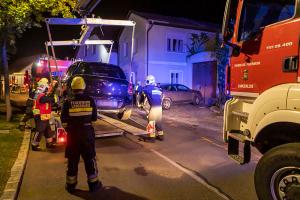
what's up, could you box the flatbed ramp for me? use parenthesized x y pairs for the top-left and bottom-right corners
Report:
(98, 113), (147, 136)
(93, 119), (124, 138)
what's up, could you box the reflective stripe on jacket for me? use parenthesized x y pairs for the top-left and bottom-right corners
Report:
(35, 93), (52, 120)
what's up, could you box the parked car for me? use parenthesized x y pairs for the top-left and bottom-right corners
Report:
(62, 61), (132, 120)
(159, 84), (202, 110)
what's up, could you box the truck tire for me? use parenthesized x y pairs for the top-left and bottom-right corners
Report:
(254, 143), (300, 200)
(117, 109), (132, 120)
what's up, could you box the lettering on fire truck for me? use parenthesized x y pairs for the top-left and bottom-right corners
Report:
(238, 84), (254, 89)
(266, 41), (293, 50)
(234, 61), (261, 67)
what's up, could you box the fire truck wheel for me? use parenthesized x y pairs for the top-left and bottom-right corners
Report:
(117, 109), (132, 120)
(162, 98), (171, 110)
(254, 143), (300, 200)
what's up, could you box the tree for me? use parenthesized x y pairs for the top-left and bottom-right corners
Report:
(214, 32), (230, 110)
(186, 33), (209, 57)
(0, 0), (76, 121)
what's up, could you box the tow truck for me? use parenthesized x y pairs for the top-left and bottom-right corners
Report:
(222, 0), (300, 199)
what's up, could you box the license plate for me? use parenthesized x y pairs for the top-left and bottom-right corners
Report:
(97, 100), (118, 107)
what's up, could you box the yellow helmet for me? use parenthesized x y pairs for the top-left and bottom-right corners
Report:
(38, 78), (49, 86)
(71, 76), (86, 90)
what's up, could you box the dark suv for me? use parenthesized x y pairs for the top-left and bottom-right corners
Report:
(63, 61), (132, 120)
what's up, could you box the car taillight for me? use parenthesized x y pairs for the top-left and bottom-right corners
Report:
(57, 128), (67, 144)
(128, 82), (133, 95)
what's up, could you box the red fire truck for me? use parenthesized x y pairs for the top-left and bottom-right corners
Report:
(31, 57), (73, 82)
(222, 0), (300, 199)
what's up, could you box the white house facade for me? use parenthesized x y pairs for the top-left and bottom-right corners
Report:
(75, 34), (118, 65)
(119, 11), (220, 92)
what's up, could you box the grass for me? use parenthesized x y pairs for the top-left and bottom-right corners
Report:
(0, 114), (23, 197)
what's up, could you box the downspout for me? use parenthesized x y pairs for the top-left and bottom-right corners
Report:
(146, 21), (154, 76)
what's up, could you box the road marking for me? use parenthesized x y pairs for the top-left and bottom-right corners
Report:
(150, 149), (231, 200)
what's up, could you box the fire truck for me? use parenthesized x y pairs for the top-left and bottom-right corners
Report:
(222, 0), (300, 199)
(31, 57), (73, 82)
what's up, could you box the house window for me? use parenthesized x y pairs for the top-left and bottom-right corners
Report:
(123, 42), (129, 57)
(92, 45), (96, 55)
(167, 38), (184, 53)
(84, 45), (88, 57)
(170, 71), (183, 84)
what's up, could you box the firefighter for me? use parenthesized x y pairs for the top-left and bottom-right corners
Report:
(61, 76), (101, 193)
(141, 75), (164, 142)
(31, 78), (55, 151)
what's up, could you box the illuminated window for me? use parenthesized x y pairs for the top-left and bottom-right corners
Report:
(167, 38), (184, 52)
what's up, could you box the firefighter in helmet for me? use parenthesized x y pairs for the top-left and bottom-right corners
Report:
(61, 76), (101, 193)
(140, 75), (164, 142)
(31, 78), (55, 151)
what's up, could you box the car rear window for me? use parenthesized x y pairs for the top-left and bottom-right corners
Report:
(79, 63), (126, 79)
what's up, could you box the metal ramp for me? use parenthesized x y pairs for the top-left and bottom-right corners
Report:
(98, 113), (147, 136)
(93, 119), (124, 138)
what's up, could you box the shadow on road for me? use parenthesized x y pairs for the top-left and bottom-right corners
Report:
(72, 186), (149, 200)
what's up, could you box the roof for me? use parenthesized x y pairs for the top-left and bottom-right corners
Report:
(130, 11), (220, 32)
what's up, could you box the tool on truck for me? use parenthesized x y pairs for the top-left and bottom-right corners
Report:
(222, 0), (300, 199)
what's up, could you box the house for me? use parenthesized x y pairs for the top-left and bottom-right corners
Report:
(119, 11), (220, 105)
(75, 28), (119, 65)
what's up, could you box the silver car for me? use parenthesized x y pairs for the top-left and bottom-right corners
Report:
(160, 84), (202, 110)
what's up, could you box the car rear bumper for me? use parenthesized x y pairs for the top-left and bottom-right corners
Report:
(92, 96), (132, 113)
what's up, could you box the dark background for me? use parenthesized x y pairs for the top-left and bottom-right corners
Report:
(11, 0), (226, 63)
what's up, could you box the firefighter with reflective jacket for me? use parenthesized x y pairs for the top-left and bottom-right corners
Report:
(31, 78), (55, 151)
(141, 75), (164, 142)
(61, 76), (101, 193)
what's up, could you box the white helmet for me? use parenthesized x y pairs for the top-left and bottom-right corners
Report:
(145, 75), (155, 85)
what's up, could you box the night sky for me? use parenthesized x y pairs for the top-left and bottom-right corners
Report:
(11, 0), (226, 63)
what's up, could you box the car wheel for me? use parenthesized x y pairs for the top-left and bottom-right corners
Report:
(162, 99), (171, 110)
(254, 143), (300, 200)
(193, 96), (201, 105)
(117, 109), (132, 120)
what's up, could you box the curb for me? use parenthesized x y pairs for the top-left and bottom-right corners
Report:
(0, 129), (31, 200)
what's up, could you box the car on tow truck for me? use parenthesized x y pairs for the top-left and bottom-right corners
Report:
(62, 61), (132, 120)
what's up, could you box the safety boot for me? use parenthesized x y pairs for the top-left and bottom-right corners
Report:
(46, 142), (56, 149)
(65, 183), (77, 193)
(31, 145), (41, 151)
(88, 180), (102, 192)
(156, 135), (164, 141)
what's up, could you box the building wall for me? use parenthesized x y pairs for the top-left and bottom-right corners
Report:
(119, 13), (219, 87)
(148, 25), (216, 88)
(119, 13), (148, 82)
(76, 35), (113, 63)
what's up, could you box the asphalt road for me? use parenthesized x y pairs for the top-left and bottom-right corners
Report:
(18, 105), (259, 200)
